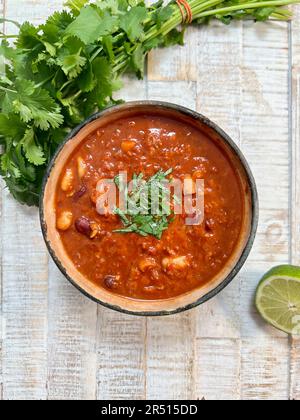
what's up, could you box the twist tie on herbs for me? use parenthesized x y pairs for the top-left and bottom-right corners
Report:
(176, 0), (193, 24)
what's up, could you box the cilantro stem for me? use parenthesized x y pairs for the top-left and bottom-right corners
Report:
(0, 35), (18, 38)
(90, 46), (103, 62)
(67, 0), (82, 12)
(0, 85), (16, 93)
(35, 75), (54, 88)
(194, 0), (300, 18)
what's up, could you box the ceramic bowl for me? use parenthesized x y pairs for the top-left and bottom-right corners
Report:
(40, 101), (259, 316)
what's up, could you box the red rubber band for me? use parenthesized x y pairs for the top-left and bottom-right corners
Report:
(176, 0), (193, 24)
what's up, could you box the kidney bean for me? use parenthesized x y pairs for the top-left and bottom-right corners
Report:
(75, 216), (92, 237)
(73, 185), (87, 202)
(103, 275), (119, 290)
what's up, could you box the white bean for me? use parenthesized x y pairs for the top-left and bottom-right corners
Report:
(61, 168), (74, 192)
(57, 211), (73, 231)
(162, 256), (189, 271)
(77, 157), (87, 179)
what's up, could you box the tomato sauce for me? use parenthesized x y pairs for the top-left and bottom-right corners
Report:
(55, 113), (244, 300)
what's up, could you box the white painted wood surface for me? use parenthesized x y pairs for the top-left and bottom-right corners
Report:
(1, 0), (300, 400)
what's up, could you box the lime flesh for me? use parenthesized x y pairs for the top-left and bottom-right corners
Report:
(255, 265), (300, 335)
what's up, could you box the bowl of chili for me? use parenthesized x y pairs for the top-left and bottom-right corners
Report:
(40, 101), (259, 316)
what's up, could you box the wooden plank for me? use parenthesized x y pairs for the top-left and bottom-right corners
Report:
(4, 0), (63, 29)
(47, 263), (98, 400)
(97, 310), (146, 400)
(240, 21), (290, 399)
(290, 337), (300, 400)
(148, 27), (199, 82)
(96, 78), (147, 400)
(146, 313), (196, 400)
(290, 4), (300, 401)
(1, 197), (48, 399)
(241, 337), (289, 400)
(194, 338), (241, 400)
(147, 80), (196, 109)
(114, 75), (148, 102)
(196, 21), (243, 144)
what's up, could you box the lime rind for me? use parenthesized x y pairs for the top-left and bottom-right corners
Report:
(255, 265), (300, 335)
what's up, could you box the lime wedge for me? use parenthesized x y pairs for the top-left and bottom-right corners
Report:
(255, 265), (300, 335)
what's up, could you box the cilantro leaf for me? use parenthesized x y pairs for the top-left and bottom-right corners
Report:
(57, 49), (87, 78)
(0, 114), (26, 139)
(129, 44), (146, 79)
(64, 0), (90, 14)
(153, 5), (174, 29)
(21, 128), (46, 166)
(78, 61), (96, 92)
(96, 0), (128, 14)
(4, 175), (41, 206)
(41, 11), (74, 43)
(16, 22), (41, 50)
(120, 6), (148, 42)
(92, 57), (116, 106)
(0, 40), (17, 62)
(0, 153), (22, 179)
(11, 79), (64, 130)
(65, 5), (118, 44)
(114, 169), (174, 240)
(253, 7), (276, 21)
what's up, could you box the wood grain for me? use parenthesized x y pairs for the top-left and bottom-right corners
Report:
(241, 337), (289, 400)
(290, 4), (300, 401)
(148, 27), (199, 82)
(194, 338), (241, 400)
(1, 197), (48, 399)
(97, 310), (146, 400)
(240, 21), (290, 399)
(47, 263), (98, 400)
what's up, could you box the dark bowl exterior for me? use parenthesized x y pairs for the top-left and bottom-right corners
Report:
(40, 101), (259, 316)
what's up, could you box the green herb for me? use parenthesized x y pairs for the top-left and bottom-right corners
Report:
(113, 169), (174, 239)
(0, 0), (299, 206)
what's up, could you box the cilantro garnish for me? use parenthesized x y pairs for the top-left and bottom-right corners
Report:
(113, 169), (174, 240)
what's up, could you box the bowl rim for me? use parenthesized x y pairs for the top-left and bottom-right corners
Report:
(40, 100), (259, 316)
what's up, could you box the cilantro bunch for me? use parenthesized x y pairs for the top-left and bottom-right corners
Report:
(0, 0), (298, 206)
